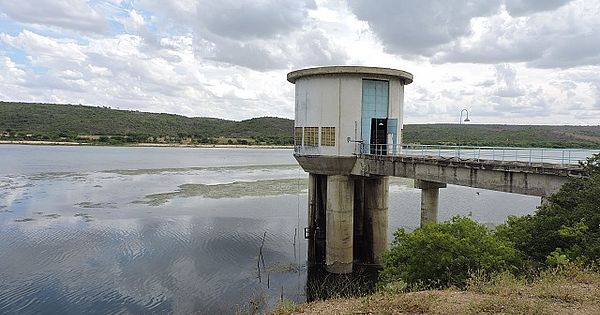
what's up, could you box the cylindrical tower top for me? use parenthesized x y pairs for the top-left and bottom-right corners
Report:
(287, 66), (413, 85)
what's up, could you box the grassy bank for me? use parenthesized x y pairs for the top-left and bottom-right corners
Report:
(270, 265), (600, 314)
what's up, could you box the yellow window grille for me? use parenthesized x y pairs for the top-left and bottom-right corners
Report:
(294, 127), (303, 145)
(304, 127), (318, 146)
(321, 127), (335, 146)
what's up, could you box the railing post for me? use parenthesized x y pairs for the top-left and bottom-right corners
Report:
(541, 149), (544, 164)
(529, 149), (532, 165)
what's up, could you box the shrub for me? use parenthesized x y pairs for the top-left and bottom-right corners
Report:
(380, 216), (521, 289)
(496, 154), (600, 265)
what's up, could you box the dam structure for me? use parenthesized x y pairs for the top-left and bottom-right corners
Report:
(288, 66), (587, 274)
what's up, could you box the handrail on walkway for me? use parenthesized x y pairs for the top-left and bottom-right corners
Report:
(359, 143), (595, 166)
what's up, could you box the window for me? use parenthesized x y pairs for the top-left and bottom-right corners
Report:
(294, 127), (303, 146)
(304, 127), (318, 146)
(321, 127), (335, 146)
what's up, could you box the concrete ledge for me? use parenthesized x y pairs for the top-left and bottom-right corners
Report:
(295, 155), (357, 175)
(415, 180), (447, 189)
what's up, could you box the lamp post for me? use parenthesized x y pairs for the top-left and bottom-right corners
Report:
(459, 109), (470, 124)
(458, 109), (470, 157)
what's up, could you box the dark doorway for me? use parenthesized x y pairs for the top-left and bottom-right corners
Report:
(370, 118), (387, 155)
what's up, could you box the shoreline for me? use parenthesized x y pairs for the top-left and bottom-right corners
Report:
(0, 140), (294, 149)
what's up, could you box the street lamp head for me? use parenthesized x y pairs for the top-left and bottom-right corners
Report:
(460, 108), (470, 124)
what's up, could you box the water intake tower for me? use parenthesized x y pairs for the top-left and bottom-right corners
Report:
(288, 66), (413, 274)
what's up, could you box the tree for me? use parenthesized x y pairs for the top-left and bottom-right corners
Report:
(380, 216), (522, 289)
(496, 154), (600, 265)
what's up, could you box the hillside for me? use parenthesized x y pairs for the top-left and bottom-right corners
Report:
(0, 102), (293, 145)
(1, 102), (600, 148)
(403, 124), (600, 148)
(271, 266), (600, 315)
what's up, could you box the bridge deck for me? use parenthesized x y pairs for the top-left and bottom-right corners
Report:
(351, 153), (587, 197)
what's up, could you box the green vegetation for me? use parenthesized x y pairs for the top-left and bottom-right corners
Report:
(496, 153), (600, 266)
(282, 154), (600, 314)
(1, 101), (600, 147)
(379, 154), (600, 293)
(380, 217), (521, 289)
(0, 101), (293, 145)
(403, 123), (600, 148)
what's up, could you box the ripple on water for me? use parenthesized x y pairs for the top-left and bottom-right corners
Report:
(0, 210), (302, 314)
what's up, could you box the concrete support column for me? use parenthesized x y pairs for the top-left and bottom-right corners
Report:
(364, 176), (389, 265)
(326, 175), (354, 274)
(307, 173), (317, 266)
(415, 180), (447, 227)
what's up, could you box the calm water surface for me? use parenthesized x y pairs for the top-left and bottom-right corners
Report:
(0, 145), (544, 314)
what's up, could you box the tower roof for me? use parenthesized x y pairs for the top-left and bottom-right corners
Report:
(287, 66), (413, 84)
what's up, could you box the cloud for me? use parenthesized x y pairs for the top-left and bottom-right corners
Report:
(0, 0), (598, 124)
(503, 0), (573, 16)
(432, 2), (600, 69)
(196, 0), (315, 40)
(493, 64), (525, 97)
(347, 0), (500, 56)
(0, 0), (106, 33)
(348, 0), (599, 69)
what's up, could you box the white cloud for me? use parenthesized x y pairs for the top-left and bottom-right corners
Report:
(0, 0), (598, 124)
(0, 0), (106, 33)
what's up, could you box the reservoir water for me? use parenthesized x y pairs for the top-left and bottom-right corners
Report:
(0, 145), (545, 314)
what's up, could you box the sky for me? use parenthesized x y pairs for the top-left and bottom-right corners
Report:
(0, 0), (599, 124)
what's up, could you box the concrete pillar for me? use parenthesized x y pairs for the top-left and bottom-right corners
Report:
(326, 175), (354, 274)
(415, 180), (447, 227)
(353, 177), (365, 262)
(364, 176), (389, 265)
(307, 173), (317, 266)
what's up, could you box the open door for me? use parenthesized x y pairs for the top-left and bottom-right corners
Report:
(370, 118), (387, 155)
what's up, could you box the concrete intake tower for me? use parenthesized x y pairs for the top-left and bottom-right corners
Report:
(288, 66), (413, 274)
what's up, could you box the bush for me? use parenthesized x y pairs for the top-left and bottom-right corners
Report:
(496, 154), (600, 265)
(380, 216), (522, 289)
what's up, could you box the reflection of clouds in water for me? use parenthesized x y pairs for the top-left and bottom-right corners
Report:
(0, 213), (302, 314)
(0, 216), (288, 314)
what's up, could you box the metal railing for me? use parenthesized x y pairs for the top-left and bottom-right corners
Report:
(359, 143), (596, 166)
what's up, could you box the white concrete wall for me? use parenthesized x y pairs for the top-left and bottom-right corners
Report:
(294, 75), (406, 157)
(339, 77), (362, 156)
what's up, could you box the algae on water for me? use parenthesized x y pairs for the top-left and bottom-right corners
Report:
(137, 178), (308, 206)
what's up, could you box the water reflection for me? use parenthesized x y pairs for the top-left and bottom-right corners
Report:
(0, 146), (550, 314)
(0, 214), (306, 314)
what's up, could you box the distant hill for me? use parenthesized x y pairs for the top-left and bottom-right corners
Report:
(0, 102), (293, 145)
(403, 124), (600, 148)
(1, 102), (599, 148)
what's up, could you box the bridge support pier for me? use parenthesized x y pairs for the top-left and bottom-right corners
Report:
(306, 172), (390, 274)
(364, 176), (389, 265)
(307, 173), (317, 267)
(326, 175), (354, 274)
(415, 180), (447, 227)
